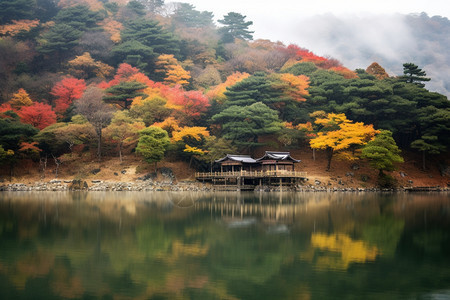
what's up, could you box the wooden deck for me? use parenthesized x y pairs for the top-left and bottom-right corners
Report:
(195, 170), (307, 191)
(195, 170), (307, 180)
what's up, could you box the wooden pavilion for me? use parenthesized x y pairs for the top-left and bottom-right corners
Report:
(195, 151), (307, 190)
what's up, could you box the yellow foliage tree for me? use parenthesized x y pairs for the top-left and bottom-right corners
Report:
(155, 54), (190, 87)
(152, 117), (180, 135)
(67, 52), (114, 79)
(171, 126), (210, 143)
(9, 88), (33, 110)
(309, 113), (379, 170)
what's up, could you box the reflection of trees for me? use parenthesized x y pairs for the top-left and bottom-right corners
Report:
(0, 192), (449, 299)
(303, 233), (379, 270)
(362, 215), (404, 258)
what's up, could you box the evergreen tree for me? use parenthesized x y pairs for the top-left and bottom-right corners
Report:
(37, 24), (82, 60)
(172, 3), (214, 28)
(399, 63), (431, 87)
(136, 126), (170, 171)
(224, 72), (288, 109)
(0, 0), (36, 24)
(104, 81), (147, 109)
(211, 102), (283, 152)
(54, 5), (104, 32)
(120, 18), (180, 56)
(110, 40), (156, 71)
(218, 12), (254, 43)
(362, 130), (404, 176)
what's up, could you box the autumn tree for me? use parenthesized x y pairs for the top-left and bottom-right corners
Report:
(9, 88), (33, 110)
(309, 113), (379, 171)
(0, 19), (40, 37)
(50, 77), (86, 116)
(67, 52), (114, 79)
(75, 86), (114, 160)
(18, 102), (57, 130)
(53, 118), (96, 156)
(129, 96), (171, 126)
(103, 111), (144, 161)
(155, 54), (190, 87)
(366, 62), (389, 80)
(218, 12), (254, 43)
(165, 89), (210, 123)
(136, 126), (170, 171)
(171, 125), (210, 167)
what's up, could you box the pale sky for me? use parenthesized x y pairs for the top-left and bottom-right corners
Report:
(182, 0), (449, 42)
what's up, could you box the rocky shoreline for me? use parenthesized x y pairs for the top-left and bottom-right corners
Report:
(0, 179), (448, 192)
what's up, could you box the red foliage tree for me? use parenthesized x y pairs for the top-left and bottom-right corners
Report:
(18, 102), (57, 130)
(98, 63), (154, 88)
(51, 77), (86, 115)
(164, 87), (210, 120)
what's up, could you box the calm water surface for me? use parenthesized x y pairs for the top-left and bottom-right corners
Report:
(0, 191), (449, 300)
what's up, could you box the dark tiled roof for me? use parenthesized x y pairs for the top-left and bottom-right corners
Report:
(215, 154), (257, 163)
(256, 151), (300, 163)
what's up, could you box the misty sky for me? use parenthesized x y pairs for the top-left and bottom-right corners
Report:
(182, 0), (450, 96)
(184, 0), (449, 44)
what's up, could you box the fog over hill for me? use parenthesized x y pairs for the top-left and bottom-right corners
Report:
(287, 13), (450, 97)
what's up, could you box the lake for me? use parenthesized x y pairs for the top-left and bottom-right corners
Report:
(0, 191), (449, 299)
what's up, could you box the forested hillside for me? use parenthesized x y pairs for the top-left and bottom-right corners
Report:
(0, 0), (449, 186)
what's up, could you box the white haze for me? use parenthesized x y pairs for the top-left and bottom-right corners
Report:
(183, 0), (450, 97)
(282, 13), (450, 96)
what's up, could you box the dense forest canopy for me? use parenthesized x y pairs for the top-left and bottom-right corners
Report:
(0, 0), (448, 181)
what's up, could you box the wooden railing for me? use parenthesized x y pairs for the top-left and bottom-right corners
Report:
(195, 170), (307, 179)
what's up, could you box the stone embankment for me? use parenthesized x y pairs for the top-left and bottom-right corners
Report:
(0, 179), (448, 192)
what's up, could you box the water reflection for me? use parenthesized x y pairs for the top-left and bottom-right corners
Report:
(0, 191), (449, 299)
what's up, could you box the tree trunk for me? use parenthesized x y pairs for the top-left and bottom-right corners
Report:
(326, 147), (333, 171)
(52, 154), (61, 179)
(154, 162), (157, 173)
(96, 127), (102, 162)
(119, 142), (123, 163)
(312, 148), (316, 161)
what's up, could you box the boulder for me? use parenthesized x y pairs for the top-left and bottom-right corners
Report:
(69, 179), (88, 190)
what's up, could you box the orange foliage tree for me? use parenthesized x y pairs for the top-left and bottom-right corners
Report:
(18, 102), (57, 130)
(0, 19), (40, 36)
(99, 18), (123, 43)
(366, 62), (389, 80)
(309, 113), (379, 170)
(279, 73), (309, 102)
(155, 54), (191, 87)
(50, 78), (87, 116)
